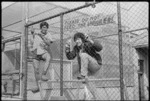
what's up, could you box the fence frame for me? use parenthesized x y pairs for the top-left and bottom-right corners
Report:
(117, 2), (124, 100)
(25, 1), (100, 99)
(1, 2), (135, 100)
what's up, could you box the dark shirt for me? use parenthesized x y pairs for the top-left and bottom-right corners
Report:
(65, 40), (103, 71)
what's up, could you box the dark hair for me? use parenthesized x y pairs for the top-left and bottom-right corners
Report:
(40, 22), (49, 29)
(74, 32), (86, 42)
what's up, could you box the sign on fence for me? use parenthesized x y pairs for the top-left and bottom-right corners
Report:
(64, 13), (116, 32)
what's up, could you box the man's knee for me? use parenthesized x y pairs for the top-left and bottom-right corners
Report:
(43, 53), (51, 61)
(79, 53), (89, 59)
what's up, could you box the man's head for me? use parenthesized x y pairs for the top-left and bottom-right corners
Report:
(40, 22), (49, 34)
(74, 32), (86, 47)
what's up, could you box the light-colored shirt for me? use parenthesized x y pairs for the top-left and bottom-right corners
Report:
(32, 32), (53, 55)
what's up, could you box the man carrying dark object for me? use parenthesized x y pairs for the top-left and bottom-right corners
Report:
(30, 22), (53, 93)
(65, 32), (103, 79)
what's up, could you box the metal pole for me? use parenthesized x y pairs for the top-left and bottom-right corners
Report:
(123, 27), (148, 34)
(20, 2), (28, 100)
(19, 2), (25, 99)
(24, 2), (29, 100)
(2, 36), (21, 44)
(2, 28), (21, 34)
(117, 2), (124, 100)
(22, 26), (28, 100)
(2, 6), (58, 29)
(26, 2), (99, 27)
(60, 14), (64, 96)
(39, 78), (120, 83)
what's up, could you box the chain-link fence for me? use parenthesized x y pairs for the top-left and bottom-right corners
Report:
(2, 2), (149, 100)
(1, 38), (21, 98)
(121, 2), (149, 100)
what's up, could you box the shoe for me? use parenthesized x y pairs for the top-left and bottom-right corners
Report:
(77, 74), (85, 80)
(31, 87), (39, 93)
(41, 75), (49, 81)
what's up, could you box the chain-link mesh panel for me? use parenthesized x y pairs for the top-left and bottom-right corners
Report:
(38, 78), (121, 100)
(121, 2), (149, 100)
(1, 39), (21, 98)
(2, 2), (148, 100)
(61, 2), (124, 100)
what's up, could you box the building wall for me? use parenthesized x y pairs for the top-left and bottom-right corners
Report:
(131, 47), (149, 100)
(136, 48), (149, 100)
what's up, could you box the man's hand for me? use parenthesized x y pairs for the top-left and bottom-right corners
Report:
(84, 33), (89, 40)
(38, 33), (51, 46)
(65, 44), (70, 48)
(65, 39), (71, 52)
(30, 27), (35, 35)
(65, 39), (71, 48)
(40, 42), (49, 51)
(84, 33), (94, 44)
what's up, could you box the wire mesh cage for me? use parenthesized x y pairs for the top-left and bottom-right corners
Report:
(1, 2), (149, 100)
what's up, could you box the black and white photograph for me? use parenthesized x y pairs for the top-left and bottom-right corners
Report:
(1, 1), (149, 100)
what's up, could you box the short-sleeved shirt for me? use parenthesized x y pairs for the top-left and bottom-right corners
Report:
(32, 31), (53, 55)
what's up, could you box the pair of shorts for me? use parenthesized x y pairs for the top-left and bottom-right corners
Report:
(35, 54), (45, 61)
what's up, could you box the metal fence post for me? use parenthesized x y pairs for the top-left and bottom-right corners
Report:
(22, 25), (28, 100)
(20, 2), (28, 100)
(117, 2), (124, 100)
(60, 14), (64, 96)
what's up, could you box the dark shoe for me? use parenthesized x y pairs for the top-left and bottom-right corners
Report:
(31, 87), (39, 93)
(41, 75), (49, 81)
(77, 74), (85, 80)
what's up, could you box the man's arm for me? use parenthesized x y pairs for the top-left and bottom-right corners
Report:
(85, 35), (103, 52)
(31, 35), (39, 51)
(38, 34), (52, 46)
(92, 40), (103, 52)
(85, 36), (103, 52)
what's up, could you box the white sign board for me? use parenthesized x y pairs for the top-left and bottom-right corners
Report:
(64, 13), (116, 32)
